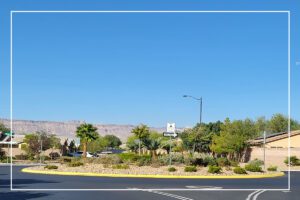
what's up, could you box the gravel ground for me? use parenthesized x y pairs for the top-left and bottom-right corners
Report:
(25, 163), (283, 176)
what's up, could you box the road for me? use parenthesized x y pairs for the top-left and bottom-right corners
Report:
(0, 165), (299, 200)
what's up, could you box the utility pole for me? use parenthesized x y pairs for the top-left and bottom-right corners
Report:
(263, 131), (266, 171)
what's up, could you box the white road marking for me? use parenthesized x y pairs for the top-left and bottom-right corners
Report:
(148, 190), (194, 200)
(246, 190), (261, 200)
(252, 190), (266, 200)
(185, 186), (223, 189)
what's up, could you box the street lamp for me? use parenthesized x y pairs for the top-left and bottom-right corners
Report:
(183, 95), (203, 126)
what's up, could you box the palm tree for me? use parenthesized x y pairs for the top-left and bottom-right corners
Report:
(144, 132), (162, 159)
(131, 124), (150, 155)
(76, 123), (99, 158)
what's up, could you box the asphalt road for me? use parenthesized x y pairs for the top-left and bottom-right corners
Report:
(1, 165), (299, 200)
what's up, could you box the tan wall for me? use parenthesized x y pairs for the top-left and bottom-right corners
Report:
(266, 134), (300, 148)
(249, 147), (300, 170)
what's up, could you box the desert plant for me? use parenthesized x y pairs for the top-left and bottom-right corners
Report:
(245, 163), (262, 172)
(184, 166), (197, 172)
(284, 156), (300, 166)
(267, 166), (278, 171)
(44, 165), (58, 170)
(233, 166), (247, 174)
(208, 165), (222, 174)
(216, 157), (230, 167)
(68, 161), (84, 167)
(203, 156), (217, 167)
(168, 167), (177, 172)
(99, 155), (122, 165)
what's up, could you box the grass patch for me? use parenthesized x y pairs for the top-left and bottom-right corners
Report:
(267, 165), (278, 172)
(168, 167), (177, 172)
(112, 164), (130, 169)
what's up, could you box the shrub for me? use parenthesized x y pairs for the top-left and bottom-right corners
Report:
(249, 159), (264, 166)
(216, 157), (230, 167)
(233, 166), (247, 174)
(44, 165), (58, 170)
(229, 160), (239, 167)
(15, 154), (28, 160)
(118, 153), (139, 163)
(284, 156), (300, 166)
(168, 167), (177, 172)
(184, 166), (197, 172)
(60, 157), (72, 163)
(112, 164), (129, 169)
(49, 152), (60, 160)
(99, 155), (122, 165)
(208, 165), (222, 174)
(267, 166), (278, 172)
(137, 156), (152, 166)
(245, 163), (262, 172)
(68, 161), (84, 167)
(203, 156), (217, 167)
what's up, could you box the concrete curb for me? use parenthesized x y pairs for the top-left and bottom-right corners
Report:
(21, 168), (285, 179)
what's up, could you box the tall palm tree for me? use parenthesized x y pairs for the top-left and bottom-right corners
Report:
(131, 124), (150, 155)
(76, 123), (99, 158)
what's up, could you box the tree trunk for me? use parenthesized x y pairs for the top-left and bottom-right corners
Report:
(83, 142), (87, 158)
(139, 140), (141, 156)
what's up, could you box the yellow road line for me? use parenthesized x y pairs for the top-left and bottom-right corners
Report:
(21, 168), (285, 179)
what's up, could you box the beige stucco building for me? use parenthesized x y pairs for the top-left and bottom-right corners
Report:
(248, 130), (300, 169)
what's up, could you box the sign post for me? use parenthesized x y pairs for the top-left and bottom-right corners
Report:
(163, 123), (177, 166)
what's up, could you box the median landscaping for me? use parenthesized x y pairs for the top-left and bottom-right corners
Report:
(22, 153), (284, 178)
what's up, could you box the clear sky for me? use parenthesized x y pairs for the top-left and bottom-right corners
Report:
(0, 0), (299, 127)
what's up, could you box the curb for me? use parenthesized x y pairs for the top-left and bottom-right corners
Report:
(21, 168), (285, 179)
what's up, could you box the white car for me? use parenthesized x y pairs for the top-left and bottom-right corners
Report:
(70, 151), (94, 158)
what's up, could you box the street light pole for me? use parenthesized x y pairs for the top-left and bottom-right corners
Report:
(183, 95), (203, 126)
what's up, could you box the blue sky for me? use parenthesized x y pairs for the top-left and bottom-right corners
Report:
(0, 0), (299, 127)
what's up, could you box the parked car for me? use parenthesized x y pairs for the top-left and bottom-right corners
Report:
(96, 149), (125, 157)
(69, 151), (94, 158)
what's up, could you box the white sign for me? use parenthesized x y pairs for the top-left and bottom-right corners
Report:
(167, 123), (176, 133)
(163, 132), (178, 137)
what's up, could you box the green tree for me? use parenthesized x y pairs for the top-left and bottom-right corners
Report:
(143, 131), (162, 159)
(131, 124), (150, 155)
(268, 114), (288, 133)
(22, 131), (52, 159)
(75, 123), (99, 157)
(68, 140), (76, 153)
(210, 118), (257, 161)
(48, 134), (61, 158)
(103, 135), (122, 149)
(126, 135), (139, 153)
(0, 123), (10, 157)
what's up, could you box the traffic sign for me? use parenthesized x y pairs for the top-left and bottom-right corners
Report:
(167, 123), (176, 133)
(163, 132), (178, 138)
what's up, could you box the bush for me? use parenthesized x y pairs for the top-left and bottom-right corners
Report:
(61, 157), (72, 163)
(99, 155), (122, 165)
(44, 165), (58, 170)
(249, 159), (264, 166)
(184, 166), (197, 172)
(137, 156), (152, 166)
(233, 166), (247, 174)
(208, 165), (222, 174)
(284, 156), (300, 166)
(245, 163), (262, 172)
(15, 154), (28, 160)
(168, 167), (177, 172)
(229, 160), (239, 167)
(267, 166), (278, 171)
(112, 164), (129, 169)
(203, 156), (217, 167)
(216, 157), (230, 167)
(118, 153), (139, 163)
(49, 152), (60, 160)
(68, 161), (84, 167)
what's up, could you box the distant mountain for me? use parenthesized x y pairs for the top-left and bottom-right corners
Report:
(0, 118), (168, 141)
